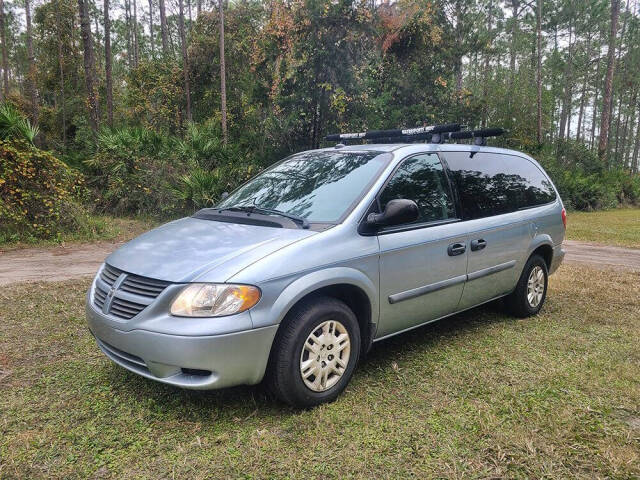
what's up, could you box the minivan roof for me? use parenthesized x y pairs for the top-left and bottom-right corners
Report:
(319, 143), (530, 158)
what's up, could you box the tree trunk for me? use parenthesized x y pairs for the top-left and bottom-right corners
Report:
(632, 99), (640, 173)
(125, 0), (132, 67)
(24, 0), (38, 123)
(454, 0), (463, 95)
(566, 96), (572, 139)
(0, 0), (9, 98)
(148, 0), (154, 58)
(558, 19), (574, 141)
(55, 1), (66, 145)
(576, 33), (592, 143)
(612, 1), (631, 166)
(94, 14), (103, 72)
(620, 89), (635, 168)
(613, 89), (625, 165)
(590, 59), (602, 149)
(133, 0), (139, 67)
(78, 0), (99, 137)
(536, 0), (542, 143)
(104, 0), (113, 126)
(168, 20), (176, 55)
(159, 0), (168, 55)
(219, 0), (227, 144)
(599, 0), (621, 166)
(178, 0), (191, 121)
(480, 1), (493, 128)
(509, 0), (519, 92)
(576, 75), (587, 143)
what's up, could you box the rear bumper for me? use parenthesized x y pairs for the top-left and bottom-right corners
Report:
(87, 303), (278, 390)
(550, 244), (565, 274)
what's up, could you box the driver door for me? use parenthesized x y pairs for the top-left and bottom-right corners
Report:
(375, 153), (467, 338)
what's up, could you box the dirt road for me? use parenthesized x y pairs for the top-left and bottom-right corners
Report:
(0, 241), (124, 286)
(563, 240), (640, 271)
(0, 239), (638, 286)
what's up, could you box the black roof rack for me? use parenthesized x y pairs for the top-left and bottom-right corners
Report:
(439, 128), (505, 146)
(325, 123), (462, 142)
(325, 124), (505, 146)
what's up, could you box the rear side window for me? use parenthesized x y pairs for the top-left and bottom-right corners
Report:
(379, 153), (456, 224)
(443, 152), (556, 220)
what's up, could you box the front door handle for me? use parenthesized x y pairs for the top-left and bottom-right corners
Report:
(470, 239), (487, 251)
(447, 242), (466, 256)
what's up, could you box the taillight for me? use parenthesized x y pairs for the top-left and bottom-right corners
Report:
(561, 208), (567, 229)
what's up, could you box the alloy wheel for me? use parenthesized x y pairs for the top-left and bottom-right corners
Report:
(527, 265), (545, 308)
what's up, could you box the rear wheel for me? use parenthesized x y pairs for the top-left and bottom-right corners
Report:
(504, 254), (548, 317)
(267, 296), (360, 408)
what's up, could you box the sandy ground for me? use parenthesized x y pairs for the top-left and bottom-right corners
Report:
(0, 241), (125, 286)
(0, 238), (638, 286)
(563, 240), (640, 271)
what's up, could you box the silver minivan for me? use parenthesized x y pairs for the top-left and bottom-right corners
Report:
(86, 137), (566, 407)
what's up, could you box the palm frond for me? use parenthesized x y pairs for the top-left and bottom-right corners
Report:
(0, 103), (39, 144)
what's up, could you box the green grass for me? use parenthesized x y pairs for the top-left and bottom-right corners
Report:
(566, 207), (640, 248)
(1, 265), (639, 478)
(0, 215), (156, 251)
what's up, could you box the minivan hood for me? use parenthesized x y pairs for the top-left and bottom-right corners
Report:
(106, 217), (316, 282)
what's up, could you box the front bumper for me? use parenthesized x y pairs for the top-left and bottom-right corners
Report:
(550, 244), (565, 274)
(87, 302), (278, 390)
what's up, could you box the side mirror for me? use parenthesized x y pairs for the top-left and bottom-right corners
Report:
(220, 191), (229, 200)
(367, 199), (419, 228)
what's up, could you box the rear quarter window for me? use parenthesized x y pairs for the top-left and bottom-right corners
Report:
(442, 151), (556, 220)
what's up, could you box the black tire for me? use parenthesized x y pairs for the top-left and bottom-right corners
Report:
(266, 296), (361, 408)
(504, 254), (548, 318)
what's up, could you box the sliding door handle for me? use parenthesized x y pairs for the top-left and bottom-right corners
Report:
(447, 243), (466, 256)
(470, 239), (487, 251)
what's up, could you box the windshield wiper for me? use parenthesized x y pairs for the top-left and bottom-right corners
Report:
(220, 205), (310, 229)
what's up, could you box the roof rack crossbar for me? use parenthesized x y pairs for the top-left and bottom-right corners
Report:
(325, 123), (461, 142)
(441, 127), (505, 145)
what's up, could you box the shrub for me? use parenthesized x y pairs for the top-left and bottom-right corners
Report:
(534, 143), (639, 211)
(557, 170), (618, 210)
(610, 170), (640, 205)
(0, 140), (90, 240)
(177, 121), (244, 170)
(174, 164), (257, 210)
(85, 127), (182, 217)
(86, 125), (260, 218)
(555, 139), (602, 174)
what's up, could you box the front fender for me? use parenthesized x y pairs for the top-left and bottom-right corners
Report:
(243, 267), (379, 382)
(266, 267), (379, 328)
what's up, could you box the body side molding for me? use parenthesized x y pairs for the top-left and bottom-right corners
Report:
(467, 260), (516, 282)
(388, 260), (517, 305)
(388, 274), (467, 304)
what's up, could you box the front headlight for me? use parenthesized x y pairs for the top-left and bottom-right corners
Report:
(170, 283), (261, 317)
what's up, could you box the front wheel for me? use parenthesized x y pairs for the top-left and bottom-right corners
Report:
(504, 254), (548, 318)
(266, 296), (361, 408)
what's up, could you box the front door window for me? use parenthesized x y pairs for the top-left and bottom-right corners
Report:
(379, 153), (455, 225)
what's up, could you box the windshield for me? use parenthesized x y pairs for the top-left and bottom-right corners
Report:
(217, 150), (389, 223)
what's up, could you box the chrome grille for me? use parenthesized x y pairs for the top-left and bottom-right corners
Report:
(93, 263), (170, 320)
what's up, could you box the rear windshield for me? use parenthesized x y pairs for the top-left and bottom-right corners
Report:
(217, 150), (389, 223)
(443, 152), (556, 220)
